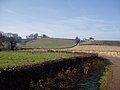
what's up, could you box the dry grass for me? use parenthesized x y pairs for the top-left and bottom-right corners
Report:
(70, 45), (120, 51)
(65, 45), (120, 58)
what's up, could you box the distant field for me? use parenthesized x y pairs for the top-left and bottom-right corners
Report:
(79, 40), (120, 46)
(0, 51), (78, 68)
(69, 45), (120, 57)
(17, 38), (76, 49)
(70, 45), (120, 51)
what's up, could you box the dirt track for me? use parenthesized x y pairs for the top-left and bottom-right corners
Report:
(104, 56), (120, 90)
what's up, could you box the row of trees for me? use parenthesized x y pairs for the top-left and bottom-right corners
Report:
(26, 33), (49, 39)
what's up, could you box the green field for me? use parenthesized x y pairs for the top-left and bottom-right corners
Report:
(18, 38), (76, 48)
(0, 51), (78, 68)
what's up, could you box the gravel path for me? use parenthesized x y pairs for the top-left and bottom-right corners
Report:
(104, 56), (120, 90)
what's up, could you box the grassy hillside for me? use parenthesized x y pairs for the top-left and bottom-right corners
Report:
(18, 38), (76, 49)
(0, 51), (79, 68)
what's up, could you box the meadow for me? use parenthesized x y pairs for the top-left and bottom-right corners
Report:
(0, 51), (78, 68)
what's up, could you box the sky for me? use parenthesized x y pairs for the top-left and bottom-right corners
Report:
(0, 0), (120, 40)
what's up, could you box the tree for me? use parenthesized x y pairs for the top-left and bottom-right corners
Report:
(16, 36), (22, 43)
(26, 34), (34, 39)
(34, 33), (38, 39)
(75, 37), (80, 44)
(0, 31), (20, 50)
(0, 32), (6, 48)
(0, 32), (4, 48)
(9, 37), (16, 50)
(89, 37), (94, 40)
(41, 34), (49, 38)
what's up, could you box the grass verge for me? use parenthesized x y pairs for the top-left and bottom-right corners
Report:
(99, 61), (112, 90)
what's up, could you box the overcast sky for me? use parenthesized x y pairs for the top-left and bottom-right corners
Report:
(0, 0), (120, 40)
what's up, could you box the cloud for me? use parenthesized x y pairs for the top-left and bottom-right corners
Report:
(4, 9), (17, 15)
(0, 16), (120, 40)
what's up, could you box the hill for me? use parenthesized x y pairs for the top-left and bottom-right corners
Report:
(79, 40), (120, 46)
(17, 38), (76, 49)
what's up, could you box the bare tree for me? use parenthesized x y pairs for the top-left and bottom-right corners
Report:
(9, 37), (16, 50)
(75, 37), (80, 44)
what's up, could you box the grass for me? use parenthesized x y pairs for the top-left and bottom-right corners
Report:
(0, 51), (78, 68)
(99, 65), (112, 90)
(98, 60), (112, 90)
(18, 38), (76, 49)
